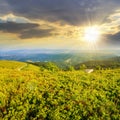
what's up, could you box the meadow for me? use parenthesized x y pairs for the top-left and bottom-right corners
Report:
(0, 60), (119, 120)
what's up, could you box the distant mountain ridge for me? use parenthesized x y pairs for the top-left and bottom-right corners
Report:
(0, 49), (120, 65)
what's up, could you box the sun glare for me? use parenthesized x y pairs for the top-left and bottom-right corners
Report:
(84, 26), (101, 43)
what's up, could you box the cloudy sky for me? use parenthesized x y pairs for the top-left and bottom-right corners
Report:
(0, 0), (120, 50)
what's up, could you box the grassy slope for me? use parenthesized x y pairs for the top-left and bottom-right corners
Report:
(0, 60), (120, 120)
(0, 60), (27, 69)
(0, 60), (40, 71)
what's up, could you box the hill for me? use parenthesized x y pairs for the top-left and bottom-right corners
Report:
(0, 60), (27, 69)
(0, 60), (120, 120)
(75, 57), (120, 70)
(0, 60), (40, 71)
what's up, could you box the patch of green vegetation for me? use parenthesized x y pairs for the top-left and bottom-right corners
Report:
(22, 64), (40, 72)
(0, 60), (120, 120)
(0, 60), (26, 70)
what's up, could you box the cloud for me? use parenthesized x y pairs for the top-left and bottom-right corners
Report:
(0, 22), (38, 33)
(0, 0), (120, 48)
(20, 28), (53, 39)
(0, 13), (55, 39)
(0, 14), (31, 23)
(0, 22), (54, 39)
(100, 10), (120, 44)
(108, 32), (120, 42)
(0, 13), (81, 39)
(0, 1), (12, 15)
(2, 0), (119, 26)
(104, 31), (120, 45)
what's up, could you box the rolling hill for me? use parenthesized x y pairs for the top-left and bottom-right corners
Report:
(75, 57), (120, 70)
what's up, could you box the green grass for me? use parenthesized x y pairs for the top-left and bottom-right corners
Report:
(0, 60), (119, 120)
(22, 64), (41, 72)
(0, 60), (26, 69)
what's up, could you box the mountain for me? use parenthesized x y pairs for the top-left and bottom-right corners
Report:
(0, 49), (120, 65)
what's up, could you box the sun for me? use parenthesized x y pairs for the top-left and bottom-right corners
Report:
(84, 26), (101, 43)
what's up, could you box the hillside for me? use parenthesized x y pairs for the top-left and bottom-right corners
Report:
(75, 57), (120, 70)
(0, 60), (27, 69)
(0, 60), (120, 120)
(0, 60), (40, 71)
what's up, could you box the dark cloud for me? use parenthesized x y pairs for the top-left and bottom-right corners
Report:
(106, 32), (120, 44)
(20, 28), (53, 39)
(1, 0), (119, 25)
(0, 22), (53, 39)
(0, 22), (38, 33)
(0, 1), (11, 15)
(108, 32), (120, 43)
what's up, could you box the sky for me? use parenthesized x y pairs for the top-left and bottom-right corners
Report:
(0, 0), (120, 50)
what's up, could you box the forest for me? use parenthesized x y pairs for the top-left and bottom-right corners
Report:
(0, 60), (120, 120)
